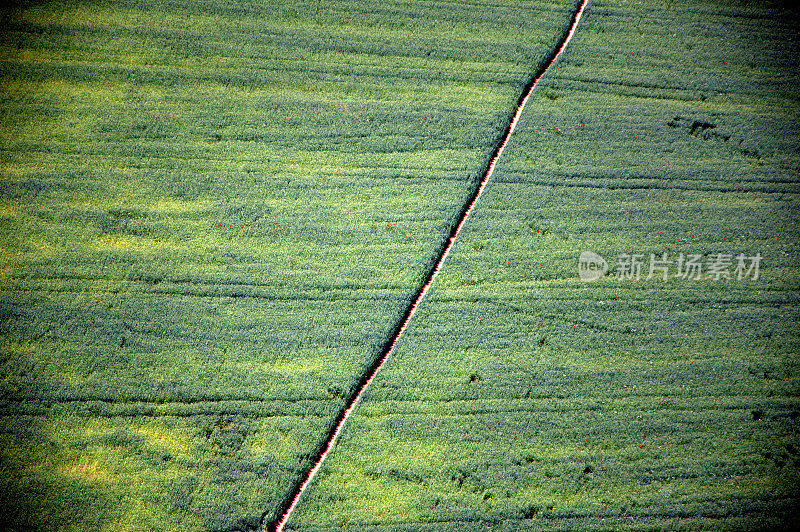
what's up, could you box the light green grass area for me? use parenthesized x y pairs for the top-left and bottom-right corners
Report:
(0, 0), (583, 529)
(289, 0), (800, 529)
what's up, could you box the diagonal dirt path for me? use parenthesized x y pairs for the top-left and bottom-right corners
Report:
(266, 2), (589, 530)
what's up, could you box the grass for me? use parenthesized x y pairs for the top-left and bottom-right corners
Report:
(287, 0), (800, 529)
(0, 0), (583, 529)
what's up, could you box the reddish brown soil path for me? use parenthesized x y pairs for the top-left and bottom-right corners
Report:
(267, 2), (589, 530)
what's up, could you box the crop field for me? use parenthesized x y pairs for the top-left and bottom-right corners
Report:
(0, 0), (585, 529)
(1, 0), (799, 531)
(285, 0), (800, 530)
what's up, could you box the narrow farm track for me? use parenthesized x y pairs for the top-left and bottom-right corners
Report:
(266, 2), (589, 530)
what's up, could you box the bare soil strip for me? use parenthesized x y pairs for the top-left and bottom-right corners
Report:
(266, 2), (588, 530)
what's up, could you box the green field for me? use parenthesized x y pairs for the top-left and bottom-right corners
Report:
(286, 0), (800, 530)
(2, 0), (799, 531)
(0, 0), (583, 529)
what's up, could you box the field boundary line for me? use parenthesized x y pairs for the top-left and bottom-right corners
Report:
(266, 2), (589, 530)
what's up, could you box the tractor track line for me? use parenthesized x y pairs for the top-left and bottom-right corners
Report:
(266, 2), (588, 530)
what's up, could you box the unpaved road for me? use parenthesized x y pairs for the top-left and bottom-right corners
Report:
(268, 2), (589, 529)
